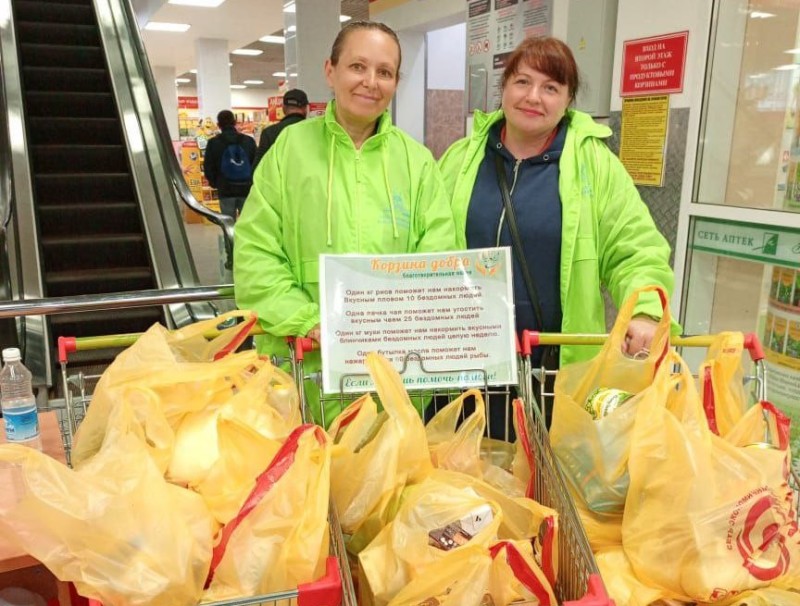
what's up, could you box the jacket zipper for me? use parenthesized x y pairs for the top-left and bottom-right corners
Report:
(495, 159), (522, 246)
(355, 148), (361, 249)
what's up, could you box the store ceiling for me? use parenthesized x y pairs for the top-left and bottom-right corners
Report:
(140, 0), (369, 90)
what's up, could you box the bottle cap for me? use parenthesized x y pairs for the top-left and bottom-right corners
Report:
(2, 348), (20, 363)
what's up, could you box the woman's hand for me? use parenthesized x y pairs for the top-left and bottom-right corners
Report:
(623, 315), (659, 358)
(307, 324), (322, 344)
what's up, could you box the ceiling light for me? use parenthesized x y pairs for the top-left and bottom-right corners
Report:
(232, 48), (263, 56)
(175, 78), (191, 83)
(289, 72), (297, 77)
(244, 79), (264, 85)
(144, 21), (190, 32)
(287, 25), (296, 33)
(773, 64), (799, 71)
(230, 84), (247, 89)
(272, 71), (286, 77)
(189, 69), (197, 74)
(260, 35), (285, 44)
(750, 11), (776, 18)
(283, 2), (295, 12)
(786, 48), (800, 54)
(168, 0), (225, 6)
(340, 14), (351, 22)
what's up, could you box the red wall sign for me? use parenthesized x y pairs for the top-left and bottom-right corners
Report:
(620, 31), (688, 97)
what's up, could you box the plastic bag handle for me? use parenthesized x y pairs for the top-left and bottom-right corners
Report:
(513, 399), (536, 499)
(489, 541), (556, 606)
(204, 423), (326, 588)
(702, 366), (721, 436)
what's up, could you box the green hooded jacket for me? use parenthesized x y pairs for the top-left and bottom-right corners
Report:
(438, 108), (678, 366)
(234, 101), (457, 363)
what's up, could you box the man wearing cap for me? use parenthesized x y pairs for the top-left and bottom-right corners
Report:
(253, 89), (309, 169)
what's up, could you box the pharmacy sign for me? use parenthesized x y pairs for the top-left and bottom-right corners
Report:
(691, 217), (800, 268)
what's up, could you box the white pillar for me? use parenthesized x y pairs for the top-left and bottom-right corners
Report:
(394, 31), (425, 144)
(195, 37), (231, 121)
(152, 65), (179, 141)
(285, 0), (339, 103)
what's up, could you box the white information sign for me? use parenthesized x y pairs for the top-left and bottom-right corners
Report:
(319, 248), (518, 394)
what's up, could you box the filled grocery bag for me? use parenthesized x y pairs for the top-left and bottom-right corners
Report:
(622, 350), (800, 603)
(327, 352), (432, 551)
(549, 286), (673, 518)
(203, 423), (331, 600)
(699, 331), (750, 437)
(0, 415), (214, 606)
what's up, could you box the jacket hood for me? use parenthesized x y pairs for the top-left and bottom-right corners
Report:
(471, 107), (611, 144)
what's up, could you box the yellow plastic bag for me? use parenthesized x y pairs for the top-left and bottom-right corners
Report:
(203, 424), (331, 600)
(71, 310), (258, 469)
(622, 351), (800, 603)
(426, 392), (528, 497)
(358, 474), (503, 606)
(327, 353), (432, 547)
(386, 546), (492, 606)
(699, 332), (749, 437)
(595, 548), (671, 606)
(488, 541), (557, 606)
(550, 286), (673, 515)
(0, 408), (214, 606)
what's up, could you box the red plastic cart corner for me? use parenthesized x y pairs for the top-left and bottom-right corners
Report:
(563, 573), (616, 605)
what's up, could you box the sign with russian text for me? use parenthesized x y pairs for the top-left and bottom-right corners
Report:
(691, 217), (800, 269)
(620, 95), (669, 186)
(319, 249), (518, 394)
(621, 31), (688, 97)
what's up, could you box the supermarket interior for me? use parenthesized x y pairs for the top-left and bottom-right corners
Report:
(1, 0), (800, 604)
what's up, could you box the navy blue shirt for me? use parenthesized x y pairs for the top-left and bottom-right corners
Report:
(466, 118), (566, 361)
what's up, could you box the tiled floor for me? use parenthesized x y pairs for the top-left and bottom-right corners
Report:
(184, 221), (232, 286)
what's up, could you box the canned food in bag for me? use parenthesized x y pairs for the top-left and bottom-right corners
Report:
(585, 387), (634, 419)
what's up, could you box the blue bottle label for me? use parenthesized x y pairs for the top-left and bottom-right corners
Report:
(4, 406), (39, 442)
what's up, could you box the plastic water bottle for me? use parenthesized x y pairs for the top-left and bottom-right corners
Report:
(0, 348), (40, 447)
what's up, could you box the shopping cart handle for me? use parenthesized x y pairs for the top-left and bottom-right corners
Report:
(297, 556), (342, 606)
(563, 574), (615, 605)
(57, 336), (77, 364)
(292, 336), (320, 361)
(521, 329), (539, 356)
(743, 332), (765, 362)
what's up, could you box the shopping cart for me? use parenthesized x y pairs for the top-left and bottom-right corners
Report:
(51, 331), (358, 606)
(291, 337), (613, 606)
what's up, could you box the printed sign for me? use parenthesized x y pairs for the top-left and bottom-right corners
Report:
(691, 217), (800, 268)
(319, 249), (518, 394)
(619, 95), (669, 186)
(621, 31), (688, 97)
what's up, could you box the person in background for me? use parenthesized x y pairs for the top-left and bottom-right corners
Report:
(253, 88), (309, 170)
(203, 109), (257, 220)
(438, 36), (677, 429)
(234, 21), (456, 423)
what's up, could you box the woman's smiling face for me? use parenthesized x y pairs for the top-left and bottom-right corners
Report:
(501, 63), (571, 140)
(324, 28), (400, 129)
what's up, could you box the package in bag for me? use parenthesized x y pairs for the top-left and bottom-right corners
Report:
(622, 351), (800, 602)
(203, 424), (331, 600)
(550, 285), (673, 516)
(0, 407), (214, 606)
(71, 310), (258, 469)
(327, 353), (432, 549)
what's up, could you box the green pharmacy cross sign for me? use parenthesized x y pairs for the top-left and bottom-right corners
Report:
(691, 217), (800, 268)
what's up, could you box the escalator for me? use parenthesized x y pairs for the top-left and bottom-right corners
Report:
(0, 0), (233, 385)
(12, 0), (163, 345)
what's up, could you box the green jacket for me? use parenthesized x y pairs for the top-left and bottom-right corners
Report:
(438, 109), (678, 366)
(234, 101), (457, 361)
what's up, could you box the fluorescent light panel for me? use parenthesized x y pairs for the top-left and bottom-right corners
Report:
(175, 78), (191, 83)
(144, 21), (190, 32)
(260, 35), (285, 44)
(340, 14), (351, 22)
(168, 0), (225, 6)
(750, 11), (776, 18)
(231, 84), (247, 89)
(232, 48), (263, 56)
(272, 71), (286, 77)
(244, 79), (264, 84)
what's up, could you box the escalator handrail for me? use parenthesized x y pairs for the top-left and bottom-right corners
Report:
(0, 284), (234, 319)
(113, 0), (235, 265)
